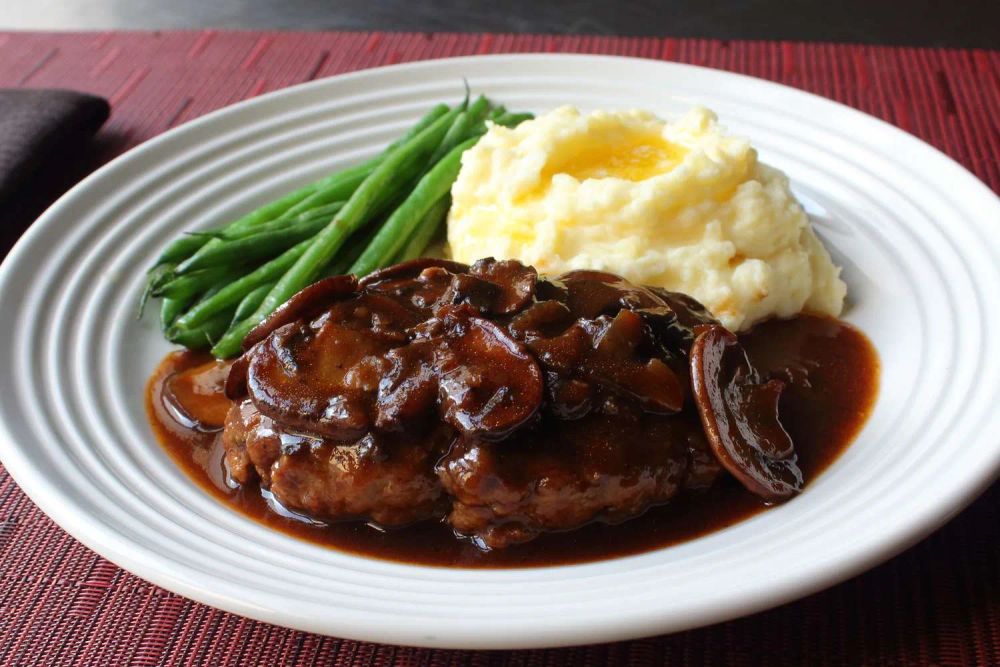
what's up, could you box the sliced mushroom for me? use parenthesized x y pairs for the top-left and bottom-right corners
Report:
(435, 314), (543, 439)
(647, 287), (716, 333)
(559, 269), (623, 284)
(224, 352), (250, 400)
(690, 325), (803, 501)
(358, 257), (469, 288)
(560, 269), (633, 319)
(561, 270), (669, 319)
(558, 271), (718, 350)
(242, 275), (358, 351)
(508, 299), (574, 341)
(246, 320), (383, 440)
(436, 273), (500, 315)
(527, 323), (588, 373)
(644, 287), (718, 348)
(588, 310), (684, 413)
(374, 340), (439, 430)
(545, 375), (594, 420)
(163, 359), (234, 430)
(334, 292), (426, 342)
(363, 262), (466, 316)
(469, 258), (538, 314)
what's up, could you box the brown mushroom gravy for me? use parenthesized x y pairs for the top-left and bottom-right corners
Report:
(147, 260), (878, 567)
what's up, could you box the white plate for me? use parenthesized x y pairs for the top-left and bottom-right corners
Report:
(1, 54), (998, 649)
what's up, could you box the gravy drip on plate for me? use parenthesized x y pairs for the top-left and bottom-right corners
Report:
(147, 313), (878, 567)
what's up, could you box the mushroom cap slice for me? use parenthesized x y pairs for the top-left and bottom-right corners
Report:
(224, 352), (250, 400)
(469, 258), (538, 314)
(163, 359), (233, 430)
(242, 275), (358, 351)
(358, 257), (469, 288)
(436, 314), (544, 439)
(243, 291), (428, 440)
(589, 310), (684, 413)
(690, 325), (803, 501)
(246, 321), (380, 440)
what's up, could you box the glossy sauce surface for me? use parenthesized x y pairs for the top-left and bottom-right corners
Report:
(147, 314), (878, 567)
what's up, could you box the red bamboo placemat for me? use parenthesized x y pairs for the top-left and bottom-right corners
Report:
(0, 31), (997, 666)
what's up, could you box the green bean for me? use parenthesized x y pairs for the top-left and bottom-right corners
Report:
(210, 202), (344, 241)
(304, 105), (489, 278)
(395, 195), (450, 263)
(277, 169), (367, 219)
(259, 104), (453, 225)
(487, 105), (507, 121)
(153, 187), (317, 266)
(259, 104), (448, 226)
(182, 230), (224, 240)
(324, 224), (382, 277)
(174, 158), (383, 274)
(211, 105), (464, 358)
(174, 177), (358, 275)
(232, 283), (273, 323)
(386, 103), (450, 152)
(160, 297), (188, 331)
(467, 96), (493, 126)
(463, 124), (489, 142)
(176, 214), (333, 275)
(494, 111), (534, 128)
(155, 265), (244, 300)
(171, 238), (312, 331)
(146, 261), (179, 292)
(427, 96), (489, 166)
(274, 106), (460, 289)
(427, 111), (468, 165)
(139, 263), (175, 318)
(155, 235), (211, 268)
(187, 201), (345, 241)
(155, 104), (451, 273)
(166, 309), (235, 350)
(350, 137), (477, 276)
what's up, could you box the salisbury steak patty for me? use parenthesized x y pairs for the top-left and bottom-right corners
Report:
(223, 399), (446, 526)
(439, 405), (720, 549)
(220, 258), (792, 548)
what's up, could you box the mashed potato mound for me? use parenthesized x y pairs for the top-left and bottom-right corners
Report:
(447, 106), (845, 331)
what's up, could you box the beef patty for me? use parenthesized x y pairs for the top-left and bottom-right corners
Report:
(222, 258), (796, 549)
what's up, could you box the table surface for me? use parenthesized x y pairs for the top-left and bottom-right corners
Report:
(0, 30), (998, 667)
(3, 0), (1000, 49)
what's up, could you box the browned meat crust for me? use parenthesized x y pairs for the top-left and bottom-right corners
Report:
(439, 407), (719, 549)
(224, 399), (446, 526)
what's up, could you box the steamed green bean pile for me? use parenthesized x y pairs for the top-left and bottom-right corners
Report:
(143, 94), (532, 359)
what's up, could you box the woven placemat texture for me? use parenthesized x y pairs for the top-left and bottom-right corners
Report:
(0, 31), (997, 666)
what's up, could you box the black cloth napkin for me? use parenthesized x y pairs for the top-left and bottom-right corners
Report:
(0, 88), (109, 260)
(0, 88), (109, 206)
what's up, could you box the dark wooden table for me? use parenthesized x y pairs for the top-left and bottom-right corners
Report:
(4, 0), (999, 49)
